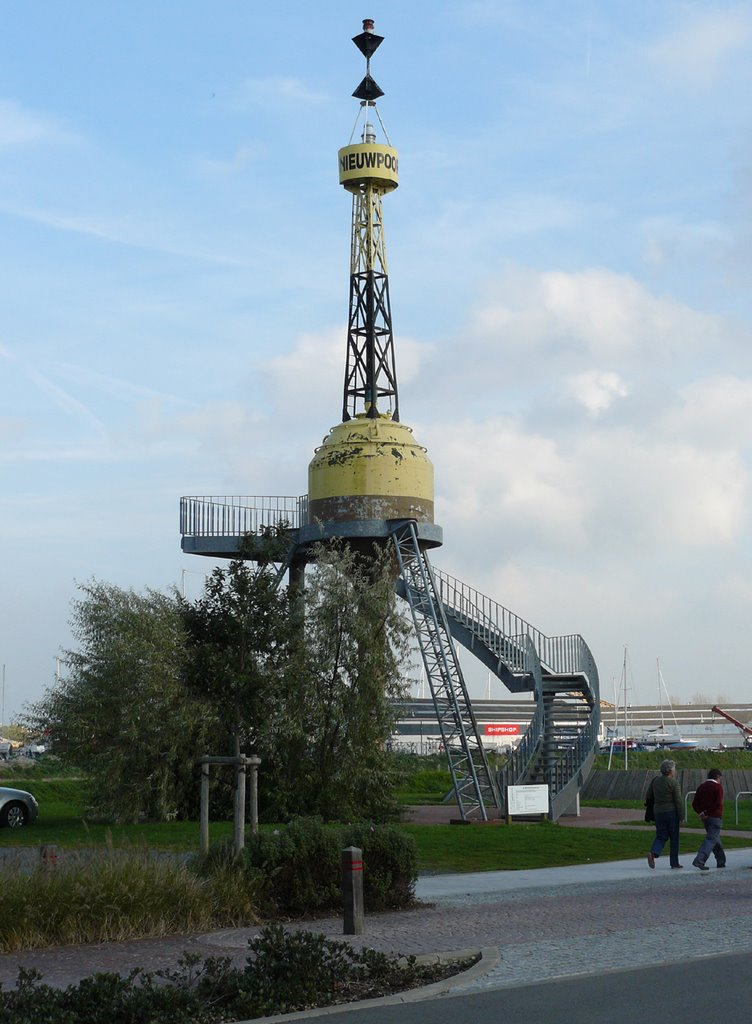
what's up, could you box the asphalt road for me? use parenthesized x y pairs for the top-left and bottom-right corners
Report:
(273, 950), (752, 1023)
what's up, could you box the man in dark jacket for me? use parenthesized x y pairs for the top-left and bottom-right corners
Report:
(647, 758), (684, 869)
(691, 768), (726, 871)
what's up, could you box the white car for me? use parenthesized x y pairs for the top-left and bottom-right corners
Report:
(0, 786), (39, 828)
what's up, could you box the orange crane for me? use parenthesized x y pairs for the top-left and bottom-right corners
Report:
(711, 706), (752, 749)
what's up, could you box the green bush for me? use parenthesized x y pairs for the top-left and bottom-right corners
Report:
(200, 817), (418, 917)
(0, 926), (467, 1023)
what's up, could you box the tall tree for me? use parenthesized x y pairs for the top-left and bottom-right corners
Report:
(25, 581), (210, 821)
(292, 542), (412, 822)
(180, 559), (296, 766)
(26, 542), (411, 825)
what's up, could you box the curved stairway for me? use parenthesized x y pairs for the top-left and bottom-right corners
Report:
(431, 567), (601, 821)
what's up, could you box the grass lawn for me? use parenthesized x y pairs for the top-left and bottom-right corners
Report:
(0, 778), (234, 850)
(583, 798), (752, 831)
(402, 822), (752, 873)
(3, 774), (751, 873)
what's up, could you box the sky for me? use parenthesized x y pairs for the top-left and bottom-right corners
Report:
(2, 1), (752, 722)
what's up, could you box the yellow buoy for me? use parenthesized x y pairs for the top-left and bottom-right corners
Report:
(308, 413), (434, 524)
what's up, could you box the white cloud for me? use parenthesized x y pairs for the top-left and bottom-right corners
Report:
(648, 7), (752, 86)
(195, 142), (269, 178)
(22, 366), (108, 442)
(565, 370), (629, 417)
(0, 201), (246, 266)
(665, 376), (752, 445)
(469, 267), (728, 368)
(641, 216), (731, 268)
(0, 98), (77, 147)
(261, 326), (431, 425)
(230, 77), (328, 110)
(428, 416), (590, 553)
(580, 432), (747, 550)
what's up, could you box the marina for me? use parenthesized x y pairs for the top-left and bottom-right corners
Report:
(392, 698), (752, 753)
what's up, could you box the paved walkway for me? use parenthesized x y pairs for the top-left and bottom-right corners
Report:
(2, 807), (752, 997)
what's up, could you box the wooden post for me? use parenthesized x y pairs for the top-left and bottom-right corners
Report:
(39, 844), (59, 869)
(247, 755), (261, 835)
(234, 756), (246, 855)
(341, 846), (364, 935)
(200, 762), (210, 856)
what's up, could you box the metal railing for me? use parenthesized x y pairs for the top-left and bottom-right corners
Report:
(180, 495), (308, 537)
(433, 566), (599, 704)
(684, 790), (696, 820)
(735, 791), (752, 825)
(687, 790), (751, 825)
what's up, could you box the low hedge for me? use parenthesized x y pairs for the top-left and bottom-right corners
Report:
(199, 816), (418, 916)
(0, 925), (468, 1024)
(246, 817), (417, 915)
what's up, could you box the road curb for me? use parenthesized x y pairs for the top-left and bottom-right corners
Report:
(233, 946), (500, 1023)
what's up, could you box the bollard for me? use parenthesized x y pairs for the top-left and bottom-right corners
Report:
(39, 844), (59, 870)
(341, 846), (364, 935)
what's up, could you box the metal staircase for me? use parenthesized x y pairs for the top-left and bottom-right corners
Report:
(432, 566), (600, 820)
(389, 520), (500, 819)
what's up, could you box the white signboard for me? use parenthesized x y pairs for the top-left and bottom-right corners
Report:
(507, 784), (549, 815)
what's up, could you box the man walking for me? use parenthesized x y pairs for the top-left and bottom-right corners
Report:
(646, 759), (684, 869)
(691, 768), (726, 871)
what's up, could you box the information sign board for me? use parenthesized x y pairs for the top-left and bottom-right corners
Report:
(507, 784), (549, 816)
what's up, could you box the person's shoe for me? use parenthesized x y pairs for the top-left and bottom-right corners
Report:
(647, 852), (655, 869)
(671, 864), (684, 869)
(692, 859), (709, 871)
(717, 864), (726, 869)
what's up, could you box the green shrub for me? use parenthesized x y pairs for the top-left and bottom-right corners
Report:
(0, 926), (469, 1023)
(200, 817), (418, 917)
(593, 749), (752, 770)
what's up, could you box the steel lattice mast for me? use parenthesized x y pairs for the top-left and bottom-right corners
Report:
(340, 21), (399, 422)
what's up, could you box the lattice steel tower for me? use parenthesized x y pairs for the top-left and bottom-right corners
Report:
(307, 20), (500, 819)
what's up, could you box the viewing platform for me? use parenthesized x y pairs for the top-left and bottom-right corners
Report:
(179, 494), (443, 560)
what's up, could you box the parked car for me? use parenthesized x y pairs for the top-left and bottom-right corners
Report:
(0, 786), (39, 828)
(16, 743), (46, 759)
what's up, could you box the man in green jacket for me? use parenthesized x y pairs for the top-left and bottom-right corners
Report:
(647, 758), (684, 869)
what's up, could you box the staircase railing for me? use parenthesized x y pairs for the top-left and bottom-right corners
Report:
(433, 566), (599, 705)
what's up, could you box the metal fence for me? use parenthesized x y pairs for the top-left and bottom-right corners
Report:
(179, 495), (308, 537)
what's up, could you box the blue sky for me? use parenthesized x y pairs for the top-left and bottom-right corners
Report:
(2, 1), (752, 721)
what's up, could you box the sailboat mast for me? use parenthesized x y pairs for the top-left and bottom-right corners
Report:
(623, 646), (629, 770)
